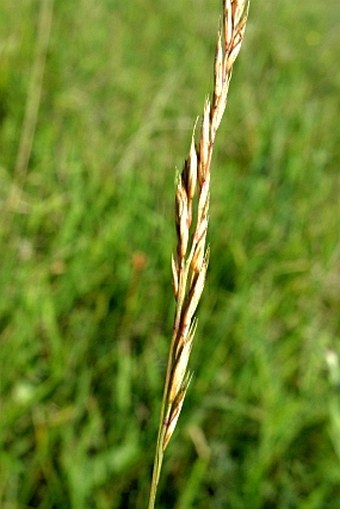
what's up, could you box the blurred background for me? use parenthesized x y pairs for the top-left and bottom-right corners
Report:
(0, 0), (339, 507)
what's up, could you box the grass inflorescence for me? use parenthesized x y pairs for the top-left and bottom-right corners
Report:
(148, 2), (250, 507)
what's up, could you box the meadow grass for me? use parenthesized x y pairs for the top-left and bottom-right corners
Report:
(0, 0), (339, 508)
(148, 3), (250, 507)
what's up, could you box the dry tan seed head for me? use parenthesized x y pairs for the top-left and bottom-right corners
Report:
(148, 3), (250, 507)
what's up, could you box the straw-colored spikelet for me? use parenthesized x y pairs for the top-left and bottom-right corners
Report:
(148, 2), (250, 507)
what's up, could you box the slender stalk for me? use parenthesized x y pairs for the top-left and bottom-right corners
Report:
(148, 2), (250, 507)
(6, 0), (54, 213)
(14, 0), (54, 182)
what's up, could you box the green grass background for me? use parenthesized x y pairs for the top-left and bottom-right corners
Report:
(1, 0), (339, 507)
